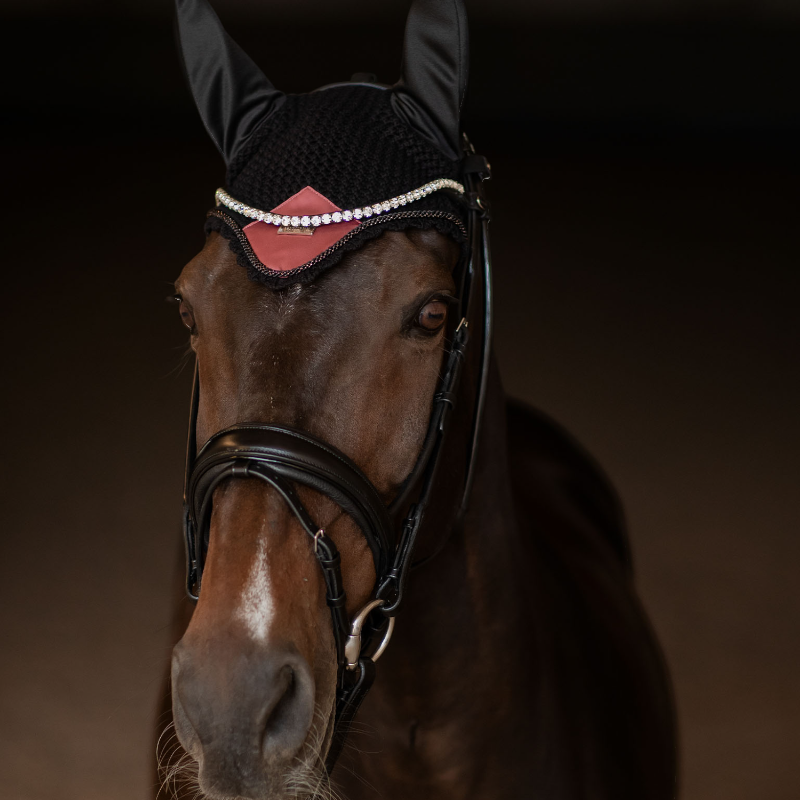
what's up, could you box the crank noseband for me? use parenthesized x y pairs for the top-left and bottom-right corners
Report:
(187, 424), (393, 585)
(186, 424), (393, 653)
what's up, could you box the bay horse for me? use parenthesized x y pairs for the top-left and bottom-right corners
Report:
(156, 1), (677, 798)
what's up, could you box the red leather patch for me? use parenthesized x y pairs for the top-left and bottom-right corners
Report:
(242, 186), (360, 273)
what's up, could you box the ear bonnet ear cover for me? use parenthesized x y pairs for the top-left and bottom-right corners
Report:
(176, 0), (470, 288)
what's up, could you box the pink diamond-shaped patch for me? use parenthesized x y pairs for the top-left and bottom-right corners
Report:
(242, 186), (360, 273)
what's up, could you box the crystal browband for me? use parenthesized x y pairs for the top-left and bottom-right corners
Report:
(214, 178), (465, 229)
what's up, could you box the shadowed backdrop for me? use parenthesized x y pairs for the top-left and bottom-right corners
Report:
(0, 1), (798, 799)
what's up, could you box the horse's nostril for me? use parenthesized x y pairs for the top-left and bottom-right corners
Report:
(170, 646), (202, 758)
(261, 658), (315, 759)
(264, 667), (295, 734)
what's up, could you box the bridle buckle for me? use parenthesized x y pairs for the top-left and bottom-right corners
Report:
(344, 599), (396, 670)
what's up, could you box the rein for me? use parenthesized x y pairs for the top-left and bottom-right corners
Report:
(180, 138), (492, 771)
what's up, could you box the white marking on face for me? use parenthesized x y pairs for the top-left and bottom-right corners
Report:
(236, 537), (274, 642)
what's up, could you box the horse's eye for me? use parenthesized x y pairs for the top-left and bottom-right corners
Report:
(417, 300), (448, 332)
(178, 300), (196, 333)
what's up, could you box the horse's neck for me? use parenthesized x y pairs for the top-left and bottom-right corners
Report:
(336, 366), (539, 798)
(336, 364), (677, 800)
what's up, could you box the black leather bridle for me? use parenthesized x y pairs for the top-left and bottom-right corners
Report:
(180, 138), (492, 770)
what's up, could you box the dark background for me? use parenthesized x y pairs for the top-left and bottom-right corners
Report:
(1, 1), (798, 798)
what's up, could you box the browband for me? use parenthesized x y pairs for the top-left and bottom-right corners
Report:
(215, 178), (465, 229)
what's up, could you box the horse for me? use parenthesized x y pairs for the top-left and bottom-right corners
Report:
(156, 1), (677, 798)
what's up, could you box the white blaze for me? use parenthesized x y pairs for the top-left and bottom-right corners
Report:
(236, 537), (274, 642)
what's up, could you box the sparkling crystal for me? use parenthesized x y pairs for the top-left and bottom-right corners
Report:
(264, 213), (273, 224)
(342, 210), (353, 221)
(383, 201), (392, 211)
(300, 216), (311, 227)
(290, 216), (301, 227)
(390, 198), (399, 209)
(331, 211), (342, 223)
(413, 190), (421, 199)
(363, 207), (373, 218)
(353, 208), (363, 219)
(399, 195), (407, 205)
(372, 204), (382, 215)
(281, 215), (292, 226)
(311, 216), (322, 227)
(273, 217), (282, 226)
(322, 213), (332, 225)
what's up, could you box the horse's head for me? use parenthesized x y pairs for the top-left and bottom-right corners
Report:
(167, 1), (477, 797)
(171, 226), (460, 797)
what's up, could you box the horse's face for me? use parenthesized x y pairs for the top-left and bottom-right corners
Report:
(170, 228), (458, 798)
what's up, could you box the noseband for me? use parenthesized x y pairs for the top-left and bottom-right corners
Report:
(181, 140), (492, 770)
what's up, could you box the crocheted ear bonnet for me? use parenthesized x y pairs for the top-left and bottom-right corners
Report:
(176, 0), (471, 288)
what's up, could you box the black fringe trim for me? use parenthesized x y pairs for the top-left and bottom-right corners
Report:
(204, 212), (468, 289)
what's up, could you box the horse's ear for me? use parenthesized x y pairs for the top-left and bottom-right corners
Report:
(393, 0), (469, 160)
(175, 0), (284, 165)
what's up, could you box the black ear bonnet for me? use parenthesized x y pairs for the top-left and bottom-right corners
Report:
(176, 0), (471, 288)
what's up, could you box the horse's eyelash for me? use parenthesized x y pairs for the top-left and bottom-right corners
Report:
(424, 293), (458, 307)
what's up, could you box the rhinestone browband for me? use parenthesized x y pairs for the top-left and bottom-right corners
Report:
(214, 178), (465, 229)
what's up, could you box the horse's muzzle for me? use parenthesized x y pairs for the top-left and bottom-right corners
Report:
(171, 636), (316, 797)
